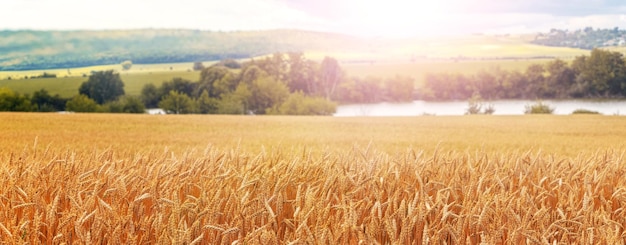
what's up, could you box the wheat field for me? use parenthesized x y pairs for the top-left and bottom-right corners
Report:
(1, 113), (625, 243)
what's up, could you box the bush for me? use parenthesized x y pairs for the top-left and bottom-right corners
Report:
(0, 87), (33, 111)
(121, 60), (133, 70)
(524, 101), (554, 114)
(270, 92), (337, 115)
(158, 91), (195, 114)
(193, 62), (205, 71)
(572, 109), (601, 114)
(465, 93), (495, 115)
(66, 94), (99, 112)
(103, 96), (146, 113)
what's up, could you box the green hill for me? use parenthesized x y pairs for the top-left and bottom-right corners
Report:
(0, 29), (596, 72)
(0, 29), (364, 71)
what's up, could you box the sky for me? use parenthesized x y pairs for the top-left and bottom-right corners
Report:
(2, 0), (626, 37)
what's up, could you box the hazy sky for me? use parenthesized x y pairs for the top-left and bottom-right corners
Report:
(2, 0), (626, 37)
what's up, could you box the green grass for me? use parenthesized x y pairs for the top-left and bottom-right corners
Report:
(0, 71), (200, 97)
(120, 71), (201, 96)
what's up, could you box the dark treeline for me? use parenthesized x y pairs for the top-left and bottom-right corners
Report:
(420, 49), (626, 101)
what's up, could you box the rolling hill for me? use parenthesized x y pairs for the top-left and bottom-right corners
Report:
(0, 29), (597, 71)
(0, 29), (365, 71)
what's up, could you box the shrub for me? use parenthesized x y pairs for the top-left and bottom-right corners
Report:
(121, 60), (133, 70)
(0, 87), (33, 111)
(524, 101), (554, 114)
(270, 91), (337, 115)
(465, 93), (495, 115)
(66, 94), (99, 112)
(572, 109), (601, 114)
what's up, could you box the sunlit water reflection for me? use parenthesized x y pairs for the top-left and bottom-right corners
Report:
(334, 100), (626, 116)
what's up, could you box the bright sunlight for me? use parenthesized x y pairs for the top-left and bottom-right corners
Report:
(337, 0), (454, 37)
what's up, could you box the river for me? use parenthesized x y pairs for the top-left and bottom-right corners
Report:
(334, 100), (626, 116)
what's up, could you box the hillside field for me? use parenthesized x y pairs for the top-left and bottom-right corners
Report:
(0, 70), (200, 98)
(1, 113), (626, 243)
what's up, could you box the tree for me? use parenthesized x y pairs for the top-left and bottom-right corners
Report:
(524, 64), (546, 98)
(257, 53), (287, 82)
(121, 60), (132, 70)
(545, 59), (576, 98)
(160, 78), (196, 98)
(217, 83), (253, 114)
(193, 62), (205, 71)
(385, 75), (414, 102)
(66, 94), (99, 112)
(197, 66), (236, 98)
(572, 49), (626, 97)
(287, 53), (310, 94)
(31, 89), (66, 112)
(197, 90), (219, 114)
(271, 91), (336, 115)
(0, 88), (32, 111)
(121, 96), (146, 113)
(238, 65), (268, 86)
(141, 83), (161, 108)
(318, 57), (343, 100)
(78, 70), (125, 104)
(246, 76), (289, 114)
(159, 91), (195, 114)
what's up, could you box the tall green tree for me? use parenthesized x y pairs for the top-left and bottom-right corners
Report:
(140, 83), (161, 108)
(197, 65), (236, 98)
(524, 64), (546, 98)
(246, 76), (289, 114)
(160, 78), (196, 98)
(216, 84), (251, 114)
(545, 59), (576, 98)
(196, 90), (219, 114)
(31, 89), (66, 112)
(78, 70), (125, 104)
(286, 52), (318, 94)
(572, 49), (626, 97)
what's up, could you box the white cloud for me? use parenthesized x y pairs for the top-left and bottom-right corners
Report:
(2, 0), (626, 37)
(0, 0), (326, 31)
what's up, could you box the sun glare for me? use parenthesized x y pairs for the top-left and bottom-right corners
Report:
(341, 0), (452, 37)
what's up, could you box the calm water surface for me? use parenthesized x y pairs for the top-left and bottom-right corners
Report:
(334, 100), (626, 116)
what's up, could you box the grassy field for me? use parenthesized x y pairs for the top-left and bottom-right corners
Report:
(0, 71), (200, 98)
(1, 113), (626, 243)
